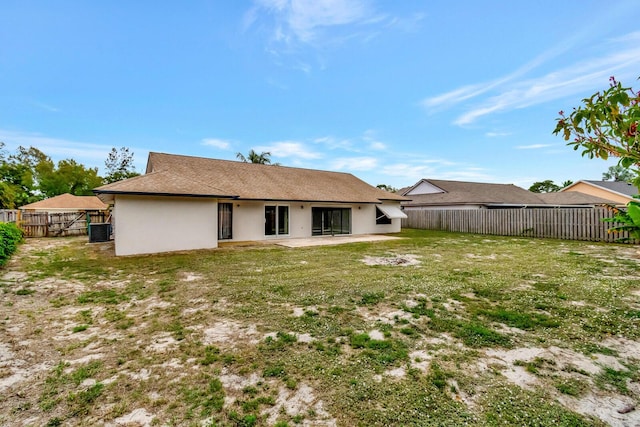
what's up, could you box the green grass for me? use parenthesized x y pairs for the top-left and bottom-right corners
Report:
(2, 230), (639, 426)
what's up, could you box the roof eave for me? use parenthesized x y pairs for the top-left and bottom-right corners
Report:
(93, 190), (239, 199)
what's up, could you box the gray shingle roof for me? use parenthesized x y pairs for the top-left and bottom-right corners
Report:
(95, 152), (407, 204)
(582, 180), (638, 197)
(400, 179), (544, 206)
(536, 191), (617, 205)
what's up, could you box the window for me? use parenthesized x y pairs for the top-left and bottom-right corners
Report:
(265, 205), (289, 236)
(375, 206), (392, 224)
(218, 203), (233, 239)
(312, 207), (351, 236)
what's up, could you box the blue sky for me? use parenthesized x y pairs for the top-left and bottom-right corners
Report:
(1, 1), (639, 190)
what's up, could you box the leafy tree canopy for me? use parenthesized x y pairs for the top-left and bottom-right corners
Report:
(104, 147), (140, 184)
(0, 144), (125, 208)
(529, 180), (561, 193)
(376, 184), (398, 193)
(602, 165), (634, 182)
(236, 150), (279, 165)
(553, 76), (640, 185)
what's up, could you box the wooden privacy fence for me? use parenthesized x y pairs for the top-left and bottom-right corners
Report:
(0, 209), (19, 223)
(1, 210), (110, 238)
(402, 208), (636, 243)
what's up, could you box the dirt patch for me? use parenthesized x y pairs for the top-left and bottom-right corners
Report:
(262, 383), (336, 426)
(362, 254), (421, 266)
(201, 321), (260, 347)
(110, 408), (156, 426)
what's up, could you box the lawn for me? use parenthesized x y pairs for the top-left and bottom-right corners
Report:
(1, 229), (639, 426)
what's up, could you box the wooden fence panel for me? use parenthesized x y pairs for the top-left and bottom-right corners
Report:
(0, 210), (20, 223)
(16, 211), (110, 237)
(402, 208), (636, 243)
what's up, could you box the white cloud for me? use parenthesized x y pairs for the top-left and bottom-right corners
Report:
(0, 129), (148, 173)
(423, 30), (640, 126)
(331, 156), (377, 171)
(485, 131), (511, 138)
(361, 129), (386, 150)
(369, 141), (386, 150)
(515, 144), (553, 150)
(313, 136), (354, 151)
(256, 140), (323, 159)
(253, 0), (373, 43)
(201, 138), (231, 150)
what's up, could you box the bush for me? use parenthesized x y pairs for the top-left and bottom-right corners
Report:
(0, 222), (23, 266)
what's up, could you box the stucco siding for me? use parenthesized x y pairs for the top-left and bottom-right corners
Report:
(114, 195), (218, 256)
(565, 183), (632, 204)
(223, 201), (402, 242)
(353, 203), (402, 234)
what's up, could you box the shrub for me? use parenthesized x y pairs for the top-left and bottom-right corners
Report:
(0, 222), (23, 266)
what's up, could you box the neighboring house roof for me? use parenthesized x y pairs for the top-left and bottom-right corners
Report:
(399, 179), (544, 207)
(561, 180), (638, 198)
(20, 193), (109, 210)
(95, 152), (407, 204)
(536, 191), (617, 206)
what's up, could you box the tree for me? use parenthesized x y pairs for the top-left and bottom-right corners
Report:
(376, 184), (398, 192)
(529, 180), (561, 193)
(554, 76), (640, 239)
(104, 147), (139, 184)
(602, 165), (634, 182)
(236, 150), (278, 165)
(553, 76), (640, 185)
(0, 144), (105, 207)
(38, 159), (103, 197)
(0, 144), (39, 208)
(561, 180), (574, 188)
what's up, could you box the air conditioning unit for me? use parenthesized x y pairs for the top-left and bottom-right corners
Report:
(89, 223), (111, 243)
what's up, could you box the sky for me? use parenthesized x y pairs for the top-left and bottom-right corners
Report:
(1, 1), (640, 190)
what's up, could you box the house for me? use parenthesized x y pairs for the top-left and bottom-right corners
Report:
(398, 179), (546, 210)
(560, 180), (638, 205)
(94, 152), (408, 256)
(535, 191), (618, 206)
(20, 193), (109, 212)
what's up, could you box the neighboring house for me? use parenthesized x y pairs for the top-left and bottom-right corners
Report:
(398, 179), (546, 210)
(536, 191), (618, 206)
(560, 180), (638, 205)
(94, 152), (408, 256)
(20, 193), (109, 212)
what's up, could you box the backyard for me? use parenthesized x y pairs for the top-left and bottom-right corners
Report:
(1, 229), (639, 426)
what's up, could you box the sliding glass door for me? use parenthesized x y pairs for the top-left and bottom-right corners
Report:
(312, 207), (351, 236)
(265, 205), (289, 236)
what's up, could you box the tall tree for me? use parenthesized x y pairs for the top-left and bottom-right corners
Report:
(236, 150), (278, 165)
(561, 180), (574, 188)
(38, 159), (103, 197)
(602, 165), (634, 182)
(529, 180), (561, 193)
(0, 144), (39, 208)
(553, 76), (640, 185)
(104, 147), (139, 183)
(376, 184), (398, 193)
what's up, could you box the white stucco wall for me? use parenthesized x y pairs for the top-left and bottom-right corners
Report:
(352, 203), (402, 234)
(114, 197), (403, 255)
(222, 201), (402, 242)
(114, 195), (218, 256)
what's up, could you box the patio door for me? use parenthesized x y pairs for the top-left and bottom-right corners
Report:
(218, 203), (233, 240)
(312, 207), (351, 236)
(265, 205), (289, 236)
